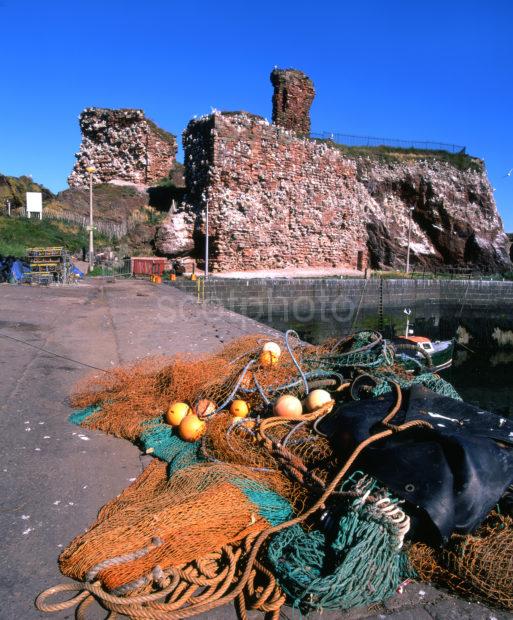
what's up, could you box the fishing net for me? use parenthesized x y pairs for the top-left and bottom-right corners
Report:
(39, 329), (471, 618)
(70, 330), (445, 444)
(201, 411), (338, 514)
(60, 459), (293, 594)
(70, 354), (234, 440)
(371, 371), (462, 400)
(409, 512), (513, 611)
(70, 333), (312, 439)
(268, 475), (414, 612)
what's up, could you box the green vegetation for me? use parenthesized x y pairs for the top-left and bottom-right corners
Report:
(313, 141), (483, 173)
(91, 183), (139, 198)
(146, 118), (177, 145)
(0, 174), (54, 213)
(0, 216), (110, 257)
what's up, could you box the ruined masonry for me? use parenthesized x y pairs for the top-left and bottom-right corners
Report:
(68, 108), (177, 187)
(177, 112), (370, 271)
(271, 68), (315, 135)
(157, 68), (510, 272)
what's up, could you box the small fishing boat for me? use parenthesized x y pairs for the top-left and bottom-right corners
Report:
(391, 335), (454, 372)
(388, 308), (454, 373)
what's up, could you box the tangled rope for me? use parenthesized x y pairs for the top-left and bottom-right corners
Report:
(36, 384), (432, 619)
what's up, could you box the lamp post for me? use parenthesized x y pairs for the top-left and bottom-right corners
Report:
(86, 166), (96, 272)
(406, 206), (414, 274)
(204, 198), (209, 279)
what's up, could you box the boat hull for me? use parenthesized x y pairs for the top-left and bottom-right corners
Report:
(390, 338), (454, 373)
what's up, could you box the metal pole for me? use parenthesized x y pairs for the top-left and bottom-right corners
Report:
(7, 200), (11, 216)
(89, 172), (94, 272)
(86, 166), (96, 273)
(406, 206), (414, 273)
(204, 199), (209, 279)
(404, 308), (412, 338)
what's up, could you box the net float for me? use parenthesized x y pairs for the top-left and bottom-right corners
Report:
(194, 399), (217, 418)
(178, 414), (206, 442)
(273, 394), (303, 419)
(259, 350), (279, 367)
(229, 399), (250, 418)
(262, 341), (282, 359)
(165, 401), (192, 426)
(305, 389), (333, 413)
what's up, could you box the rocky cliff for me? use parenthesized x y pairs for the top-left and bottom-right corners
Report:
(355, 155), (510, 271)
(68, 108), (177, 188)
(155, 111), (510, 273)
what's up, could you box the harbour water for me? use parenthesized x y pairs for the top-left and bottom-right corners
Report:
(261, 312), (513, 417)
(169, 277), (513, 414)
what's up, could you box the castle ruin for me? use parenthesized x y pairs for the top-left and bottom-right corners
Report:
(68, 108), (177, 188)
(270, 68), (315, 135)
(67, 70), (511, 273)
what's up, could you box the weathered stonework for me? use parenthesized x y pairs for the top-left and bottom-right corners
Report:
(178, 112), (370, 271)
(68, 108), (177, 188)
(270, 68), (315, 135)
(159, 111), (510, 273)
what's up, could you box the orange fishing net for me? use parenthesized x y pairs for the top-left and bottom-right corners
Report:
(202, 411), (337, 514)
(59, 459), (290, 593)
(409, 512), (513, 610)
(70, 333), (332, 441)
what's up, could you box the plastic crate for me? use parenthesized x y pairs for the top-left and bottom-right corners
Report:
(26, 247), (64, 258)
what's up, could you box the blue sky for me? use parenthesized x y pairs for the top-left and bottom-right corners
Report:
(1, 0), (512, 228)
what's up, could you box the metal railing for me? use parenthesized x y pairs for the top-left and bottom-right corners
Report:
(310, 132), (466, 154)
(94, 258), (132, 278)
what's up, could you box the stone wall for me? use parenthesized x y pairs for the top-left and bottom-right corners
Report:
(165, 110), (510, 273)
(169, 277), (513, 347)
(68, 108), (177, 188)
(179, 112), (370, 271)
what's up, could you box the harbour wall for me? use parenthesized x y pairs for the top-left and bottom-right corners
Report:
(168, 278), (513, 347)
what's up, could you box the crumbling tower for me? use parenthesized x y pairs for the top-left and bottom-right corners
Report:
(68, 108), (177, 188)
(270, 68), (315, 135)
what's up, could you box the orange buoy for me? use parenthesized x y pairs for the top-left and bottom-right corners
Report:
(194, 399), (216, 418)
(259, 350), (279, 367)
(305, 389), (333, 413)
(273, 395), (303, 419)
(229, 400), (250, 418)
(165, 402), (191, 426)
(178, 414), (206, 442)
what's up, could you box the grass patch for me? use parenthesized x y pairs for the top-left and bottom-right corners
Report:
(0, 216), (110, 258)
(313, 141), (483, 173)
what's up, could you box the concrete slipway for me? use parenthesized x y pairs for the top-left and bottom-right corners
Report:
(0, 279), (508, 619)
